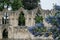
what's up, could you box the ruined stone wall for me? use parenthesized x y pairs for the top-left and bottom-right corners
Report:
(0, 7), (54, 27)
(0, 8), (37, 27)
(0, 7), (55, 39)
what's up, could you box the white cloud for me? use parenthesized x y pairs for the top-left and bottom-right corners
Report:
(40, 0), (60, 10)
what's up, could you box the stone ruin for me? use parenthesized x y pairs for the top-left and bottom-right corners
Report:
(0, 7), (54, 40)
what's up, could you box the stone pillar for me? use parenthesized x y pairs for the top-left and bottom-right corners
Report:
(0, 29), (2, 39)
(26, 11), (35, 27)
(8, 26), (14, 39)
(0, 15), (2, 24)
(31, 11), (35, 26)
(9, 13), (18, 27)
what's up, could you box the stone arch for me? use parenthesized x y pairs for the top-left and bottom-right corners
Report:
(2, 28), (8, 38)
(18, 11), (25, 26)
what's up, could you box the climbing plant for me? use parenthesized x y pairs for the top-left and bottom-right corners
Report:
(11, 0), (23, 11)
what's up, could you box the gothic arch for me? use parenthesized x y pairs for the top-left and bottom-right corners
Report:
(18, 11), (25, 26)
(2, 28), (8, 38)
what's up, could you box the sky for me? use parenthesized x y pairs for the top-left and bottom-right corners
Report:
(40, 0), (60, 10)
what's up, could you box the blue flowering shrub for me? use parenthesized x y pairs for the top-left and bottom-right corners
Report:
(28, 22), (47, 37)
(28, 12), (60, 39)
(45, 12), (60, 40)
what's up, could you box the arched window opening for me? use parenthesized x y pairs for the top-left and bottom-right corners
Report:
(2, 17), (4, 24)
(18, 12), (25, 26)
(2, 29), (8, 38)
(2, 12), (9, 24)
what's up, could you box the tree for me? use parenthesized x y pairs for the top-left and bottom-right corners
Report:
(11, 0), (23, 11)
(0, 0), (40, 11)
(22, 0), (40, 10)
(0, 0), (4, 11)
(0, 3), (4, 11)
(0, 0), (23, 11)
(28, 22), (47, 37)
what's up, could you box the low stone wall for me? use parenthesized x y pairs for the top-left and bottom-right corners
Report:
(0, 26), (54, 40)
(9, 27), (54, 40)
(0, 38), (54, 40)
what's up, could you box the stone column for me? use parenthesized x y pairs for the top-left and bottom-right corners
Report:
(8, 26), (14, 39)
(0, 29), (2, 39)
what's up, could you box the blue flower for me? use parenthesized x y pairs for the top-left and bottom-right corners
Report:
(44, 32), (49, 37)
(35, 23), (44, 27)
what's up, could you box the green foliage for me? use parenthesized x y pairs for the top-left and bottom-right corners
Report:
(35, 27), (46, 32)
(3, 0), (11, 5)
(46, 12), (60, 40)
(35, 9), (43, 23)
(0, 0), (23, 11)
(12, 0), (23, 11)
(0, 0), (40, 11)
(18, 12), (25, 26)
(34, 26), (47, 35)
(0, 3), (4, 11)
(22, 0), (40, 10)
(0, 0), (4, 11)
(35, 16), (43, 23)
